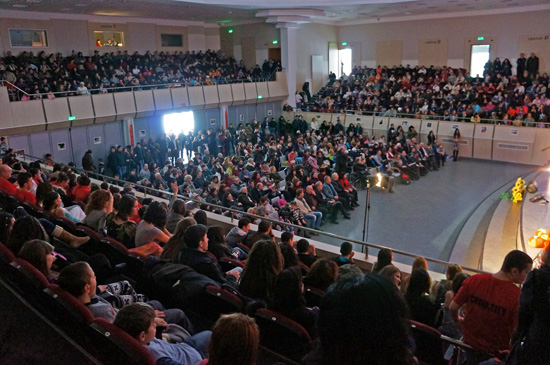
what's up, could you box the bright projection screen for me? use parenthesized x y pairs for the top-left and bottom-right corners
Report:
(163, 111), (195, 135)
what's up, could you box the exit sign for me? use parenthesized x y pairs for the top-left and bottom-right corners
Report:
(477, 36), (484, 41)
(68, 116), (76, 121)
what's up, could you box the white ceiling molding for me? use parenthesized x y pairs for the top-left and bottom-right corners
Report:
(0, 9), (219, 27)
(336, 3), (550, 26)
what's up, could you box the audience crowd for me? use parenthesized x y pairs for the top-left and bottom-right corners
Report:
(299, 53), (549, 127)
(0, 49), (281, 100)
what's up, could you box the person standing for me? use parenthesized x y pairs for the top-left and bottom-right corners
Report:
(526, 53), (539, 80)
(452, 128), (461, 162)
(82, 150), (95, 173)
(516, 53), (526, 78)
(449, 250), (532, 364)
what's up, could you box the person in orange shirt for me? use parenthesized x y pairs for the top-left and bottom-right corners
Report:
(72, 174), (92, 203)
(0, 164), (17, 195)
(15, 172), (36, 205)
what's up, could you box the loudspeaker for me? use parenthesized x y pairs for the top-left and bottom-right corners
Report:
(526, 181), (538, 194)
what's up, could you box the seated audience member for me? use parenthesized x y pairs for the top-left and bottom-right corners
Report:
(42, 191), (80, 223)
(202, 313), (260, 365)
(279, 231), (299, 269)
(371, 248), (393, 273)
(269, 266), (318, 338)
(438, 272), (469, 340)
(246, 220), (275, 249)
(332, 241), (355, 267)
(193, 209), (208, 226)
(0, 164), (17, 195)
(178, 224), (240, 287)
(405, 268), (441, 328)
(401, 256), (429, 294)
(377, 264), (402, 290)
(83, 189), (113, 232)
(239, 240), (284, 303)
(114, 303), (211, 364)
(304, 275), (416, 365)
(105, 194), (139, 248)
(72, 174), (92, 203)
(297, 238), (318, 268)
(207, 225), (246, 261)
(431, 263), (462, 306)
(58, 262), (196, 332)
(161, 217), (197, 263)
(450, 250), (533, 364)
(135, 201), (172, 247)
(166, 199), (187, 234)
(225, 218), (251, 248)
(18, 239), (57, 283)
(304, 259), (339, 292)
(15, 172), (36, 204)
(509, 246), (550, 365)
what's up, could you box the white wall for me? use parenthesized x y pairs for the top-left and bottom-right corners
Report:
(221, 22), (280, 65)
(338, 10), (550, 72)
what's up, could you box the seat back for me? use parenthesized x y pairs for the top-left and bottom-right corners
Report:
(44, 284), (95, 325)
(11, 258), (50, 291)
(0, 241), (15, 264)
(254, 308), (312, 361)
(409, 320), (447, 365)
(304, 285), (325, 308)
(299, 262), (311, 276)
(218, 257), (244, 272)
(192, 284), (245, 323)
(90, 318), (156, 365)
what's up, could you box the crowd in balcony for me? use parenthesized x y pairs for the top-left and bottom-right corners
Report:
(0, 49), (281, 100)
(299, 53), (549, 127)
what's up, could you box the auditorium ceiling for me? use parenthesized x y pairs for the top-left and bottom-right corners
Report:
(0, 0), (549, 25)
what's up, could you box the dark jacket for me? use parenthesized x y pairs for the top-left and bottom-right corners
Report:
(177, 247), (237, 287)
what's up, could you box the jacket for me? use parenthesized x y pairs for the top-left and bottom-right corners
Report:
(177, 247), (236, 287)
(225, 226), (248, 248)
(295, 197), (312, 215)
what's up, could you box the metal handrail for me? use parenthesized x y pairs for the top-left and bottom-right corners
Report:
(290, 108), (550, 128)
(1, 75), (276, 101)
(16, 152), (485, 274)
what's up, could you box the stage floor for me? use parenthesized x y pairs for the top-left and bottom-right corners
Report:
(316, 158), (538, 271)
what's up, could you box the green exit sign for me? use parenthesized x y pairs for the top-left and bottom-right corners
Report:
(477, 36), (484, 41)
(68, 116), (76, 121)
(257, 95), (263, 99)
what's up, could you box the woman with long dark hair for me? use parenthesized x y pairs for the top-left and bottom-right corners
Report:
(405, 268), (441, 328)
(105, 194), (139, 248)
(452, 128), (461, 161)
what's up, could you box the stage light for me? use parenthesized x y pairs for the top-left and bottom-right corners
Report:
(376, 173), (382, 187)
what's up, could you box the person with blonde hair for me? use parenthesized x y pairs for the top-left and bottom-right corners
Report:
(82, 189), (113, 232)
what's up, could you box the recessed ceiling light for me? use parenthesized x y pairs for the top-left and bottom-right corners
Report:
(12, 4), (28, 7)
(26, 0), (42, 3)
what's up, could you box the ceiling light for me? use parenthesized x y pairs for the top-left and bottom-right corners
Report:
(12, 4), (28, 7)
(26, 0), (42, 3)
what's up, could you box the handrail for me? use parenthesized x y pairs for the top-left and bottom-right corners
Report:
(1, 75), (277, 101)
(15, 152), (485, 275)
(290, 108), (550, 128)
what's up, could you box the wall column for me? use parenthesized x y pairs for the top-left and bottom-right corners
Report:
(279, 24), (299, 107)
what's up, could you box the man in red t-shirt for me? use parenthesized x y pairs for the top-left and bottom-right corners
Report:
(14, 172), (36, 205)
(450, 250), (532, 364)
(0, 164), (17, 195)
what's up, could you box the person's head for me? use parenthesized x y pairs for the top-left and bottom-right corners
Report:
(85, 189), (112, 215)
(239, 240), (284, 302)
(171, 199), (187, 217)
(238, 218), (251, 232)
(281, 231), (294, 245)
(142, 201), (167, 229)
(7, 216), (48, 254)
(500, 250), (533, 284)
(208, 313), (260, 365)
(257, 220), (272, 235)
(405, 268), (431, 302)
(271, 266), (305, 315)
(17, 172), (32, 191)
(207, 225), (225, 247)
(319, 275), (411, 365)
(374, 248), (393, 272)
(412, 256), (428, 272)
(340, 241), (353, 257)
(113, 302), (156, 344)
(77, 174), (91, 187)
(183, 224), (208, 251)
(378, 264), (402, 290)
(162, 217), (197, 262)
(296, 239), (310, 254)
(0, 212), (15, 243)
(445, 263), (463, 281)
(306, 259), (339, 291)
(58, 262), (96, 302)
(451, 272), (470, 295)
(194, 209), (208, 226)
(18, 239), (55, 277)
(116, 194), (138, 220)
(0, 164), (12, 179)
(42, 191), (62, 211)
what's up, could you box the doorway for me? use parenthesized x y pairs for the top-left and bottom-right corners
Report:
(163, 111), (195, 136)
(470, 44), (490, 78)
(268, 48), (281, 63)
(338, 48), (352, 78)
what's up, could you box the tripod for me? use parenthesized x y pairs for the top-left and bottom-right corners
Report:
(361, 181), (371, 256)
